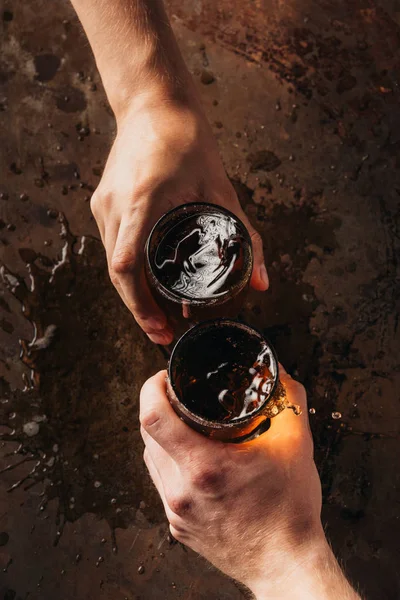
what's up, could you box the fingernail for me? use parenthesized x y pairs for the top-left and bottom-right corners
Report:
(147, 331), (174, 345)
(146, 317), (166, 331)
(259, 264), (269, 290)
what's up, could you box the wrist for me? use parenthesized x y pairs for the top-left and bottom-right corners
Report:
(246, 529), (360, 600)
(111, 83), (216, 165)
(113, 80), (202, 128)
(97, 28), (199, 121)
(104, 65), (199, 123)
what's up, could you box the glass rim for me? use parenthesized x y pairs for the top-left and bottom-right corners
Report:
(145, 202), (254, 306)
(168, 318), (280, 428)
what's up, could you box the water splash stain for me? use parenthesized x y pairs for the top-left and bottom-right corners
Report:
(0, 214), (165, 545)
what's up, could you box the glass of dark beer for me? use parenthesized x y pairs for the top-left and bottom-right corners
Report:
(167, 319), (287, 442)
(145, 203), (253, 332)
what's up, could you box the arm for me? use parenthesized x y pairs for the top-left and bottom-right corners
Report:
(70, 0), (269, 344)
(140, 369), (363, 599)
(70, 0), (196, 116)
(253, 543), (362, 600)
(264, 546), (363, 600)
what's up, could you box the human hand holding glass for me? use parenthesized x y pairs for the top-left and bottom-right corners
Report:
(140, 367), (362, 600)
(71, 0), (269, 345)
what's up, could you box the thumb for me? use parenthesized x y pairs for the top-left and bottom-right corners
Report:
(245, 220), (269, 291)
(224, 197), (269, 291)
(267, 365), (311, 438)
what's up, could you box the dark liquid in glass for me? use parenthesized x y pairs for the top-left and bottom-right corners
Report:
(145, 204), (253, 328)
(170, 321), (278, 423)
(154, 213), (246, 301)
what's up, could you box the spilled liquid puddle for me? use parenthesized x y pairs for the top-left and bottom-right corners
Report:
(0, 214), (164, 546)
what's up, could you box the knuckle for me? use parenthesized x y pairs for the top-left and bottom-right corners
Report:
(166, 492), (192, 517)
(140, 408), (161, 431)
(108, 269), (120, 289)
(135, 313), (152, 326)
(169, 524), (185, 543)
(111, 251), (136, 275)
(250, 229), (263, 248)
(288, 509), (319, 545)
(191, 465), (223, 492)
(89, 192), (100, 217)
(90, 189), (110, 217)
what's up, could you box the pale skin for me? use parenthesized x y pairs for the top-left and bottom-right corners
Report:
(70, 0), (269, 345)
(140, 368), (363, 599)
(71, 0), (363, 596)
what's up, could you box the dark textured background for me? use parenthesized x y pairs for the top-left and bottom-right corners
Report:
(0, 1), (399, 598)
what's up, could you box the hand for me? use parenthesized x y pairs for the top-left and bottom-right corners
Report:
(91, 92), (268, 345)
(140, 368), (361, 599)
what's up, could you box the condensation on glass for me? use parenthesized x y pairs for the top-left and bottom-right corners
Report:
(167, 319), (288, 442)
(145, 203), (253, 330)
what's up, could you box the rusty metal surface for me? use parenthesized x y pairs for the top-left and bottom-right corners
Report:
(0, 0), (399, 598)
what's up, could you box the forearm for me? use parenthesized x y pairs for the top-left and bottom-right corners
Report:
(249, 537), (362, 600)
(70, 0), (197, 117)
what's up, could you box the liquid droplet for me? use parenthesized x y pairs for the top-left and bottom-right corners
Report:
(22, 421), (40, 437)
(332, 411), (342, 420)
(309, 408), (316, 415)
(287, 403), (302, 416)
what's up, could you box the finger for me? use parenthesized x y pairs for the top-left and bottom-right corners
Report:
(143, 429), (193, 519)
(103, 220), (132, 310)
(242, 217), (269, 292)
(90, 194), (105, 243)
(268, 371), (310, 436)
(225, 198), (269, 292)
(112, 217), (174, 345)
(143, 447), (167, 505)
(140, 370), (213, 463)
(144, 450), (191, 538)
(141, 425), (177, 478)
(278, 362), (288, 374)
